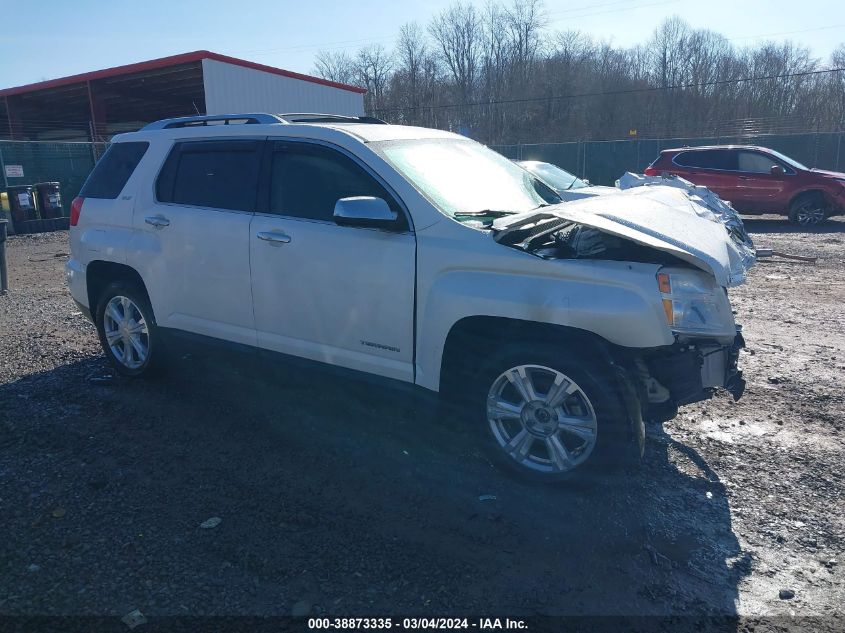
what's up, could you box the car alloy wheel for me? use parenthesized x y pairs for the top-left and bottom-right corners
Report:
(102, 295), (150, 370)
(794, 201), (827, 225)
(486, 364), (598, 474)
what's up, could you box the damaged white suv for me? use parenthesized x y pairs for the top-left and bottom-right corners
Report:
(67, 113), (749, 482)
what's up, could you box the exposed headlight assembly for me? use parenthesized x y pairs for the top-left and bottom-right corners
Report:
(657, 269), (733, 336)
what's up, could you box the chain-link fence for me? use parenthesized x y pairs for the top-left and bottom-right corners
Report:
(493, 131), (845, 186)
(1, 132), (843, 227)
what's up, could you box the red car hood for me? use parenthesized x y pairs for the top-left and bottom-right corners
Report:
(809, 168), (845, 179)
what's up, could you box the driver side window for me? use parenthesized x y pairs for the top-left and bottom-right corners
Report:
(266, 142), (407, 229)
(738, 151), (780, 174)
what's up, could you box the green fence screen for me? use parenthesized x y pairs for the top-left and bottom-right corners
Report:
(1, 133), (843, 214)
(1, 141), (109, 217)
(494, 131), (845, 186)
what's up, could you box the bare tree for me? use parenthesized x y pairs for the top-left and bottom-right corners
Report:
(356, 45), (394, 112)
(314, 3), (844, 144)
(504, 0), (544, 74)
(429, 1), (483, 126)
(312, 51), (358, 86)
(394, 23), (428, 124)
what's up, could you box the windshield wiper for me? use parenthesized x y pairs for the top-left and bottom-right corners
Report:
(454, 209), (516, 218)
(565, 177), (580, 191)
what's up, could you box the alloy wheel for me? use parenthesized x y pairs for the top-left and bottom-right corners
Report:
(795, 202), (827, 226)
(103, 295), (149, 369)
(486, 364), (598, 474)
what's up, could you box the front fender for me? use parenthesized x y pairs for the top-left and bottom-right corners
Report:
(414, 261), (673, 391)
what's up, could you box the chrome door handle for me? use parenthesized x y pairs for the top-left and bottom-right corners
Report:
(256, 231), (291, 244)
(145, 215), (170, 228)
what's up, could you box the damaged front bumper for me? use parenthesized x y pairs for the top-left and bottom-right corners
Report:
(633, 326), (746, 421)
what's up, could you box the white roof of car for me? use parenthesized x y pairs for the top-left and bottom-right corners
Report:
(114, 117), (462, 144)
(309, 122), (460, 142)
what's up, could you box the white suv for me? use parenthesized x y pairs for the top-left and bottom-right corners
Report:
(67, 113), (747, 482)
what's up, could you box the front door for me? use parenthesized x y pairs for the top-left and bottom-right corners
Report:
(249, 140), (416, 383)
(732, 150), (788, 212)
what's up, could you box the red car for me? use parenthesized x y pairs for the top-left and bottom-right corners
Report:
(645, 145), (845, 226)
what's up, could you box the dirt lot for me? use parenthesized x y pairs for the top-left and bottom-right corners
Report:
(1, 220), (843, 630)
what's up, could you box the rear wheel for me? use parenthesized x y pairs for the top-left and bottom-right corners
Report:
(95, 281), (161, 377)
(470, 343), (635, 483)
(788, 193), (828, 226)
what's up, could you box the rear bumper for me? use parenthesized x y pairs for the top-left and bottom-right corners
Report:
(73, 298), (93, 322)
(65, 258), (90, 319)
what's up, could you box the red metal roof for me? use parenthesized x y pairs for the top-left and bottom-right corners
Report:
(0, 50), (367, 97)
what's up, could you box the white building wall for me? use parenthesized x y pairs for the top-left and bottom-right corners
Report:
(202, 59), (364, 116)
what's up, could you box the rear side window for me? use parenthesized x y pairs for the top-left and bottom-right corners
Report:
(674, 149), (737, 171)
(156, 140), (261, 211)
(79, 142), (149, 199)
(266, 142), (405, 228)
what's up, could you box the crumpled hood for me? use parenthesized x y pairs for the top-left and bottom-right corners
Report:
(493, 185), (755, 287)
(557, 185), (617, 201)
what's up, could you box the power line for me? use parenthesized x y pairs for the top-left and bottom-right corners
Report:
(729, 23), (845, 42)
(546, 0), (672, 16)
(227, 0), (683, 61)
(545, 0), (682, 23)
(233, 35), (397, 57)
(373, 66), (845, 114)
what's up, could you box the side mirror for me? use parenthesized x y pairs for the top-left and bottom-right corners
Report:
(333, 196), (399, 229)
(770, 165), (785, 176)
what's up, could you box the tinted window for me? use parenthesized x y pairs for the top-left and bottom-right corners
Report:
(80, 142), (149, 199)
(268, 143), (404, 226)
(157, 140), (261, 211)
(738, 151), (778, 174)
(674, 149), (736, 170)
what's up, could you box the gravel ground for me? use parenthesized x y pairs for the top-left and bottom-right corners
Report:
(1, 221), (843, 630)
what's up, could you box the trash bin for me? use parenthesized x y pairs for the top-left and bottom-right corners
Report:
(35, 182), (63, 219)
(0, 192), (13, 235)
(7, 185), (37, 225)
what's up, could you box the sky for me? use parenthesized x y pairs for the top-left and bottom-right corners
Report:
(0, 0), (843, 89)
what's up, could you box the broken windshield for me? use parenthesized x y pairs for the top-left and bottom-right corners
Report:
(520, 161), (588, 191)
(371, 138), (559, 219)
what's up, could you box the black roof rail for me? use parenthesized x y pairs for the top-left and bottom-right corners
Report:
(276, 113), (387, 124)
(142, 113), (285, 130)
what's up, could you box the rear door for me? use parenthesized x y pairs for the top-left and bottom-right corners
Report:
(72, 140), (150, 260)
(130, 139), (260, 346)
(732, 150), (789, 212)
(249, 140), (416, 382)
(671, 149), (738, 202)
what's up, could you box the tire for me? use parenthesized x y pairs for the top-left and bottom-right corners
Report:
(94, 281), (162, 378)
(788, 193), (828, 226)
(466, 342), (636, 483)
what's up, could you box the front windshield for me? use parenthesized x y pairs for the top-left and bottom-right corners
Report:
(766, 149), (808, 171)
(522, 161), (588, 191)
(371, 138), (558, 218)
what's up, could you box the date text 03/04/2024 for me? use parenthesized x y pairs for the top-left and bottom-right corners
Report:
(307, 617), (529, 630)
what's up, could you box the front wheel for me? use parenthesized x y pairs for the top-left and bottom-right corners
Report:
(788, 193), (828, 226)
(95, 281), (162, 377)
(472, 344), (635, 483)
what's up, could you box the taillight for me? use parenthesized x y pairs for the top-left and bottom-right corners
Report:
(70, 197), (84, 226)
(644, 166), (658, 176)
